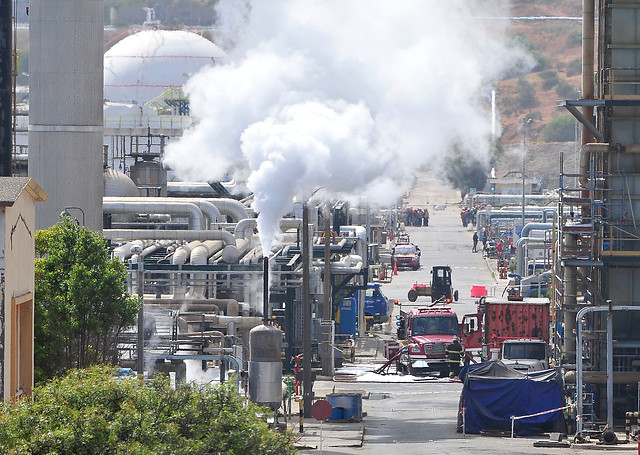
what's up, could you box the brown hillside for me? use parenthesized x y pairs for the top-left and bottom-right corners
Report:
(492, 0), (583, 190)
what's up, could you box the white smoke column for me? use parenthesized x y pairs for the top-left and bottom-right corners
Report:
(164, 0), (529, 253)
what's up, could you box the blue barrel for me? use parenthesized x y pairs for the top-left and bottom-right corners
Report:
(327, 392), (362, 422)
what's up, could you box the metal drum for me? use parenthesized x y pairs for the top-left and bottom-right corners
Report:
(248, 324), (283, 410)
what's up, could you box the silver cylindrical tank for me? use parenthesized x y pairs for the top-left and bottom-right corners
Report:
(248, 324), (283, 410)
(29, 0), (104, 231)
(130, 160), (168, 197)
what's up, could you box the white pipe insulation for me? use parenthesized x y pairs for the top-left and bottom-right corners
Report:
(314, 254), (363, 274)
(205, 198), (250, 223)
(234, 217), (303, 239)
(186, 240), (224, 299)
(103, 229), (237, 245)
(113, 240), (144, 261)
(103, 200), (204, 230)
(104, 197), (223, 226)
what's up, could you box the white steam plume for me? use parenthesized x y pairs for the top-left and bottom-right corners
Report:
(164, 0), (528, 253)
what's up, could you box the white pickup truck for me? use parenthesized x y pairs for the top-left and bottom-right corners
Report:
(500, 339), (549, 372)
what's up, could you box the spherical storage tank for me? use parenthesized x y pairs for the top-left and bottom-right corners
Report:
(104, 30), (226, 115)
(249, 324), (283, 410)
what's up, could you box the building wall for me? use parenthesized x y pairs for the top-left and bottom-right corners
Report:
(2, 193), (36, 400)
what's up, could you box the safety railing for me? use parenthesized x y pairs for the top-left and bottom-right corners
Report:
(510, 404), (574, 438)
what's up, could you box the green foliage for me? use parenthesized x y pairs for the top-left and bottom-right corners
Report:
(538, 70), (559, 90)
(565, 58), (582, 77)
(0, 366), (297, 454)
(554, 79), (578, 99)
(34, 217), (139, 383)
(566, 29), (582, 48)
(443, 143), (488, 199)
(539, 114), (577, 142)
(517, 77), (538, 109)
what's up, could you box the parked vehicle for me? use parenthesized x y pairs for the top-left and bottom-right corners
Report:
(460, 296), (551, 371)
(338, 283), (391, 335)
(407, 265), (458, 302)
(363, 283), (391, 325)
(386, 307), (462, 376)
(392, 243), (421, 270)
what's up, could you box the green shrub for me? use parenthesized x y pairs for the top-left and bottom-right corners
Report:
(555, 80), (579, 99)
(539, 114), (577, 142)
(566, 58), (582, 77)
(0, 366), (297, 455)
(539, 70), (559, 90)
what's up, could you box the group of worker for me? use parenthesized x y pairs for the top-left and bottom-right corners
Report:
(403, 207), (430, 227)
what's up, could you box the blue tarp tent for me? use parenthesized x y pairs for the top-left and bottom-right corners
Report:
(457, 360), (564, 436)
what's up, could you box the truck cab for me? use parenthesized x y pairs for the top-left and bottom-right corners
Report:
(363, 283), (390, 325)
(394, 307), (461, 376)
(501, 339), (549, 372)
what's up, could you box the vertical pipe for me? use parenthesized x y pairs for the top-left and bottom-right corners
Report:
(136, 260), (144, 378)
(0, 0), (11, 175)
(263, 256), (269, 325)
(302, 202), (312, 417)
(607, 302), (613, 429)
(582, 0), (595, 145)
(577, 308), (584, 436)
(322, 206), (333, 375)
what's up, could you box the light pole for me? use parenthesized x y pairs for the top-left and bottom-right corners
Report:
(522, 118), (533, 231)
(60, 206), (85, 226)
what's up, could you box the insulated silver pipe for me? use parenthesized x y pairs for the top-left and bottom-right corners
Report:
(103, 201), (204, 230)
(103, 229), (236, 245)
(576, 305), (640, 436)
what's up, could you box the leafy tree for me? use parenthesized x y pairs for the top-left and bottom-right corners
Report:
(538, 70), (559, 90)
(0, 366), (297, 454)
(539, 114), (577, 142)
(443, 143), (488, 199)
(34, 217), (139, 382)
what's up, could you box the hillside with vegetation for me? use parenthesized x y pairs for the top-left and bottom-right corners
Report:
(475, 0), (583, 194)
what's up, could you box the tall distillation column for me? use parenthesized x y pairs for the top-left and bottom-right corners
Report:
(28, 1), (104, 231)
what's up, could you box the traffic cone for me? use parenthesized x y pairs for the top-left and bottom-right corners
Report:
(393, 262), (398, 275)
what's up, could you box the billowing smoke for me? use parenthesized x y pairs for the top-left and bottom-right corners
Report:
(164, 0), (528, 253)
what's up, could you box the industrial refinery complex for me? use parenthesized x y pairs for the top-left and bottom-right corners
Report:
(3, 0), (640, 453)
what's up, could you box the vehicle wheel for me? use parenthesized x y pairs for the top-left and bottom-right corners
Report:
(408, 289), (418, 302)
(413, 265), (420, 271)
(454, 290), (459, 302)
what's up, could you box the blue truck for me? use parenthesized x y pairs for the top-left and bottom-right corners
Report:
(338, 283), (391, 335)
(363, 283), (391, 325)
